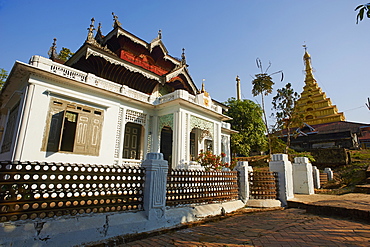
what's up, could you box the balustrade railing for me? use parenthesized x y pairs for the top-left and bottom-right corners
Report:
(166, 170), (239, 206)
(0, 161), (144, 222)
(249, 171), (279, 199)
(50, 64), (87, 82)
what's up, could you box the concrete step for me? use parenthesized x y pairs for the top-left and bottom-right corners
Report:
(354, 184), (370, 194)
(288, 194), (370, 223)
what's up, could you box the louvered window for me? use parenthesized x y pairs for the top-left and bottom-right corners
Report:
(42, 98), (104, 156)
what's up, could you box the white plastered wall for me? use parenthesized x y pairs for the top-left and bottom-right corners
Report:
(15, 75), (120, 165)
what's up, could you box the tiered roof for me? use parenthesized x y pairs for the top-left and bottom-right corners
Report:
(64, 14), (198, 95)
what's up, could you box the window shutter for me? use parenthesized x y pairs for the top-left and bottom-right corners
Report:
(45, 103), (64, 152)
(74, 113), (89, 154)
(89, 112), (103, 156)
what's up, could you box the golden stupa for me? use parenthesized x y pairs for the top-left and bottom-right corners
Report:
(295, 49), (345, 125)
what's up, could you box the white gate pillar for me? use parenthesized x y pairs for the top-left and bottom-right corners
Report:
(312, 166), (321, 189)
(234, 161), (252, 203)
(269, 154), (294, 206)
(142, 153), (168, 220)
(293, 157), (315, 195)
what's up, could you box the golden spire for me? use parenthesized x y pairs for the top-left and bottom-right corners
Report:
(294, 47), (346, 125)
(303, 45), (316, 86)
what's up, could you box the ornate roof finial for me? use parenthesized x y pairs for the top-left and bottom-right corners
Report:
(48, 38), (59, 60)
(201, 79), (206, 93)
(87, 18), (95, 42)
(112, 12), (122, 28)
(200, 79), (209, 97)
(158, 29), (162, 39)
(95, 22), (104, 44)
(181, 48), (186, 65)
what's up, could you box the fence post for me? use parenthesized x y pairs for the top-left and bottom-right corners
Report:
(234, 161), (252, 203)
(269, 154), (293, 206)
(293, 157), (315, 195)
(312, 166), (321, 189)
(141, 153), (168, 220)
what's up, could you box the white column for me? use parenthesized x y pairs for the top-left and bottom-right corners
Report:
(13, 84), (34, 161)
(293, 157), (315, 195)
(177, 110), (186, 166)
(269, 154), (294, 206)
(172, 110), (181, 168)
(152, 115), (160, 153)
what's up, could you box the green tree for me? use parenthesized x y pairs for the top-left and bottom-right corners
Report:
(0, 68), (8, 90)
(251, 58), (283, 155)
(272, 83), (303, 154)
(58, 47), (74, 62)
(224, 97), (267, 156)
(355, 3), (370, 24)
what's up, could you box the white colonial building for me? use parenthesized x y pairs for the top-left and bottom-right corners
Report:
(0, 16), (234, 168)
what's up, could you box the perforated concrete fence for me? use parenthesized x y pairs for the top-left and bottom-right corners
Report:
(0, 161), (145, 222)
(166, 170), (239, 206)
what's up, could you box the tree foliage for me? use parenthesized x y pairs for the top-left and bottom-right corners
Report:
(355, 3), (370, 24)
(251, 58), (283, 155)
(272, 83), (303, 154)
(0, 68), (8, 90)
(224, 98), (267, 156)
(58, 47), (74, 62)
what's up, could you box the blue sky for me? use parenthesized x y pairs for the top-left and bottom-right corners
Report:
(1, 0), (370, 126)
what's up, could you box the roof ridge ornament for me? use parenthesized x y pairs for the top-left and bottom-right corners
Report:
(158, 29), (162, 39)
(181, 48), (187, 66)
(95, 22), (104, 44)
(112, 12), (122, 28)
(87, 18), (95, 42)
(97, 22), (102, 35)
(48, 38), (59, 60)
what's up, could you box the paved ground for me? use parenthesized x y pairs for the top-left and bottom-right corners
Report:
(121, 207), (370, 247)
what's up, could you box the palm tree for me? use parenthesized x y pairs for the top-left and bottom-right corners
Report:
(251, 58), (283, 155)
(355, 3), (370, 24)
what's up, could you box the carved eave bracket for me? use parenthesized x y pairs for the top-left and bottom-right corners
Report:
(190, 115), (214, 140)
